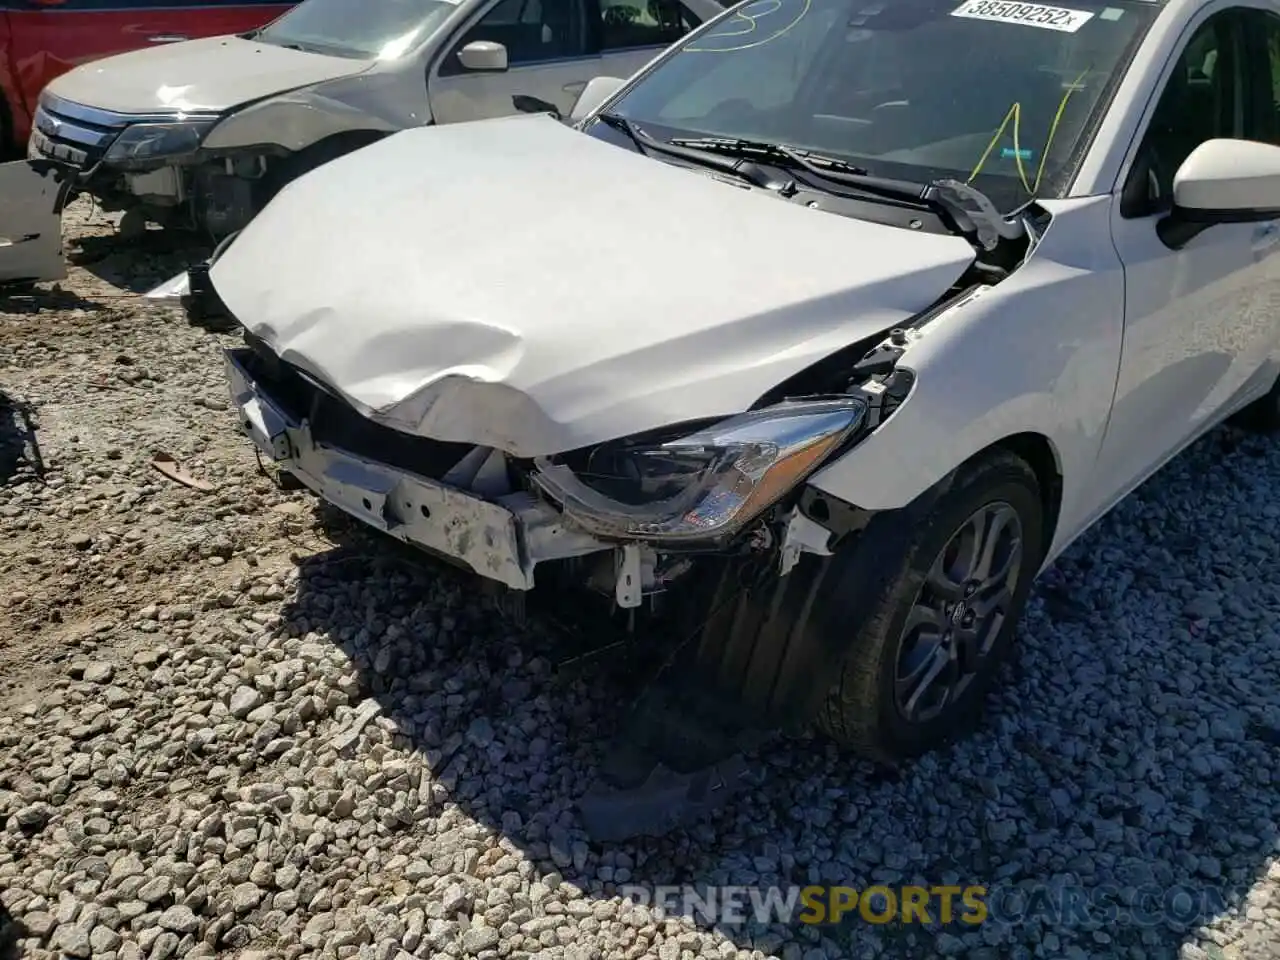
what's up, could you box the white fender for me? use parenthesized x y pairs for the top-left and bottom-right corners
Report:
(807, 196), (1125, 565)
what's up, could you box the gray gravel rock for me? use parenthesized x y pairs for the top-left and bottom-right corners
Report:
(55, 924), (91, 958)
(157, 906), (200, 935)
(137, 877), (173, 904)
(81, 662), (114, 684)
(229, 685), (264, 719)
(462, 923), (501, 954)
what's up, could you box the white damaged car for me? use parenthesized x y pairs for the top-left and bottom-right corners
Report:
(212, 0), (1280, 836)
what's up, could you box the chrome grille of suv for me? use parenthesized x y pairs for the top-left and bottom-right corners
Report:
(30, 93), (136, 166)
(29, 92), (214, 167)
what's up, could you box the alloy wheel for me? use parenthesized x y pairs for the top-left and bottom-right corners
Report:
(893, 500), (1024, 724)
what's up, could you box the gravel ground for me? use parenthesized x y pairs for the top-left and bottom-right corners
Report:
(2, 200), (1280, 960)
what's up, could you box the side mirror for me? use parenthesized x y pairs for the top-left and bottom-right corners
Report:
(1159, 139), (1280, 249)
(457, 40), (508, 72)
(568, 76), (625, 123)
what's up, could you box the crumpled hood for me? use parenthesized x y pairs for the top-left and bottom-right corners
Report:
(212, 114), (977, 457)
(45, 36), (371, 115)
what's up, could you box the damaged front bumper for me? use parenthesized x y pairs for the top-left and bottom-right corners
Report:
(224, 342), (887, 839)
(225, 348), (612, 590)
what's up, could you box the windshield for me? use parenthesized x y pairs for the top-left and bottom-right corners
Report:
(254, 0), (459, 59)
(602, 0), (1156, 210)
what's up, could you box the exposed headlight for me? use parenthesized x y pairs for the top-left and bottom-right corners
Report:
(533, 398), (867, 542)
(104, 120), (217, 163)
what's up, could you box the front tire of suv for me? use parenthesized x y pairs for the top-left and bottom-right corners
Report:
(254, 131), (386, 213)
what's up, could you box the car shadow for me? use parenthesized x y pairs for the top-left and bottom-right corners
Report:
(0, 388), (44, 485)
(67, 228), (212, 295)
(0, 282), (105, 314)
(279, 425), (1280, 959)
(0, 903), (26, 960)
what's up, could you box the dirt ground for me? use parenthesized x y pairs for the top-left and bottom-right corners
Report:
(0, 200), (311, 713)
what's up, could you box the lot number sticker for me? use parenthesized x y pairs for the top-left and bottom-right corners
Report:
(951, 0), (1095, 32)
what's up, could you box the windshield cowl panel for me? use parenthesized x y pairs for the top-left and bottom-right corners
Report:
(256, 0), (459, 60)
(604, 0), (1157, 212)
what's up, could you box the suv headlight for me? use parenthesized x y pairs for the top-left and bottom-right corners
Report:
(532, 398), (867, 542)
(104, 119), (217, 163)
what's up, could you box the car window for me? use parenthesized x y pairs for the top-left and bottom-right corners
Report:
(1122, 11), (1245, 215)
(1268, 15), (1280, 103)
(604, 0), (1158, 212)
(599, 0), (700, 51)
(255, 0), (458, 59)
(1248, 10), (1280, 143)
(442, 0), (588, 72)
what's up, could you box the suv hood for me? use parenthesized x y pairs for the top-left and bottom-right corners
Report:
(45, 36), (372, 115)
(211, 115), (977, 457)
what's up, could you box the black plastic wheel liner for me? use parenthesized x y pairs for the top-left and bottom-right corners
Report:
(597, 550), (838, 779)
(609, 483), (947, 779)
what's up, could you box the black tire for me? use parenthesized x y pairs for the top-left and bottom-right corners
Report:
(1230, 375), (1280, 433)
(254, 132), (384, 211)
(816, 448), (1044, 761)
(643, 448), (1042, 775)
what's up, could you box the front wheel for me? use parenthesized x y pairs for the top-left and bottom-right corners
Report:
(817, 449), (1044, 762)
(1231, 372), (1280, 433)
(253, 132), (385, 213)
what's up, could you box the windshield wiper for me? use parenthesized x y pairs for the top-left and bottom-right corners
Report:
(668, 136), (929, 203)
(595, 114), (784, 191)
(669, 135), (869, 174)
(667, 135), (1024, 249)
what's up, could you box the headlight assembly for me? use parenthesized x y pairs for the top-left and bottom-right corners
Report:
(104, 119), (218, 163)
(532, 398), (867, 542)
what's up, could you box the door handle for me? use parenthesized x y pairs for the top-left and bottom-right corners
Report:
(146, 34), (190, 43)
(562, 80), (588, 95)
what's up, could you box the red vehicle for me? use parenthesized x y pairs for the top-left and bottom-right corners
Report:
(0, 0), (294, 153)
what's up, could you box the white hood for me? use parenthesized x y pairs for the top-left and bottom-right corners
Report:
(212, 115), (976, 457)
(46, 36), (371, 115)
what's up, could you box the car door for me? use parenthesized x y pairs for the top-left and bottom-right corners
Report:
(1098, 6), (1280, 498)
(428, 0), (599, 122)
(3, 0), (292, 143)
(596, 0), (705, 81)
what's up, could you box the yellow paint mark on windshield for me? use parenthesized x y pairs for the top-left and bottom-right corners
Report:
(967, 66), (1089, 194)
(685, 0), (811, 52)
